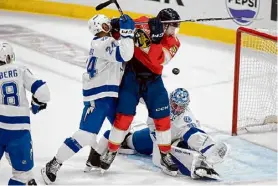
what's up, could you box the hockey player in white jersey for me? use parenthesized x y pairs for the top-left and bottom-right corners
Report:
(41, 14), (135, 184)
(86, 88), (229, 180)
(0, 42), (50, 185)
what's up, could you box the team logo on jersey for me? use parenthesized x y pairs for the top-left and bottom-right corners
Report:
(184, 116), (192, 123)
(134, 29), (151, 48)
(169, 45), (178, 56)
(226, 0), (260, 26)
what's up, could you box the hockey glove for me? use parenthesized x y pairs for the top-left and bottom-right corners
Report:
(111, 18), (120, 32)
(31, 96), (47, 114)
(148, 17), (164, 44)
(119, 14), (135, 38)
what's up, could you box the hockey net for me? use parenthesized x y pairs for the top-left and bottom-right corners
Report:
(232, 27), (278, 135)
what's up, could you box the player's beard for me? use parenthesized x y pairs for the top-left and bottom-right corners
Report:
(166, 25), (180, 36)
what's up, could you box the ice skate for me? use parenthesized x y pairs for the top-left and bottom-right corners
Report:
(99, 150), (117, 172)
(160, 152), (178, 176)
(27, 179), (37, 185)
(84, 147), (101, 172)
(41, 157), (62, 185)
(194, 158), (220, 180)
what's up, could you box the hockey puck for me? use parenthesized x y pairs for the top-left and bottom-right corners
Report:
(172, 68), (180, 75)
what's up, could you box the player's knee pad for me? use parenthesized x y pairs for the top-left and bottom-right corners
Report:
(72, 130), (97, 149)
(10, 170), (34, 185)
(183, 127), (215, 153)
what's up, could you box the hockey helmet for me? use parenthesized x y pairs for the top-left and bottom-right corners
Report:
(88, 14), (112, 36)
(170, 88), (190, 115)
(0, 42), (15, 65)
(157, 8), (180, 27)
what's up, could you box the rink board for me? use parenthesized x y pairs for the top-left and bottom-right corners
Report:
(0, 0), (236, 44)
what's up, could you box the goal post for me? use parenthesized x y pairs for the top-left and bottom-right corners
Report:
(232, 27), (278, 136)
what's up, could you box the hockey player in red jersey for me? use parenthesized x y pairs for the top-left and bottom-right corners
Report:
(98, 8), (181, 176)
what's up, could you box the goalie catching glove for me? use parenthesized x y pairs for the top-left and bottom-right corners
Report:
(31, 96), (47, 114)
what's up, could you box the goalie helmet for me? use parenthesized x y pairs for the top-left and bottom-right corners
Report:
(88, 14), (112, 36)
(170, 88), (190, 115)
(0, 42), (15, 65)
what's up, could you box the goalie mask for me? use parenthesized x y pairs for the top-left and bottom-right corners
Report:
(88, 14), (112, 36)
(170, 88), (190, 116)
(0, 42), (15, 65)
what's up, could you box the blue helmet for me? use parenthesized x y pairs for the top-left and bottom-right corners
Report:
(170, 88), (190, 115)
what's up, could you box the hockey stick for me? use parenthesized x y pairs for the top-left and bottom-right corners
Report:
(96, 0), (126, 20)
(135, 17), (262, 25)
(95, 0), (113, 11)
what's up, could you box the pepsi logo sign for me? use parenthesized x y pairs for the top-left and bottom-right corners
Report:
(226, 0), (260, 26)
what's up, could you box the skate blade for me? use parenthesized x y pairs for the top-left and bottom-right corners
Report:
(84, 165), (101, 173)
(41, 168), (52, 185)
(100, 169), (106, 175)
(161, 166), (178, 177)
(195, 169), (221, 180)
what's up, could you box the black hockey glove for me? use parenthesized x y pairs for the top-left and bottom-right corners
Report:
(111, 18), (120, 32)
(31, 96), (47, 114)
(148, 17), (164, 44)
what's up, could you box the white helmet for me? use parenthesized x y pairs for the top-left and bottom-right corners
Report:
(0, 42), (15, 65)
(88, 14), (111, 35)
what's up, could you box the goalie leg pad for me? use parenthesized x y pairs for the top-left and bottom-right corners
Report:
(203, 142), (229, 165)
(171, 141), (202, 179)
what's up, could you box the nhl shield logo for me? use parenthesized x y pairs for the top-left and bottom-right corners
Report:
(226, 0), (260, 26)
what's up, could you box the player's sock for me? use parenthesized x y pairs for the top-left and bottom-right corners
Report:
(153, 117), (172, 153)
(108, 113), (133, 152)
(8, 179), (25, 185)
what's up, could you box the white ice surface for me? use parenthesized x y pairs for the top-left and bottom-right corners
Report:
(0, 10), (277, 185)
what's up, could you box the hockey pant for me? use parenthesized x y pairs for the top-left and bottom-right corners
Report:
(108, 66), (171, 153)
(0, 129), (35, 185)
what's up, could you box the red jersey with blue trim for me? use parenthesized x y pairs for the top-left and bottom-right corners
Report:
(134, 16), (180, 74)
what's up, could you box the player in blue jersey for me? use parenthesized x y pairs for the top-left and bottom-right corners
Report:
(41, 14), (135, 184)
(0, 42), (50, 185)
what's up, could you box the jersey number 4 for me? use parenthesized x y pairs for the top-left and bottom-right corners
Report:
(1, 81), (19, 106)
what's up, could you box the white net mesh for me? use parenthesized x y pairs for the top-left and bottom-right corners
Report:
(236, 28), (277, 134)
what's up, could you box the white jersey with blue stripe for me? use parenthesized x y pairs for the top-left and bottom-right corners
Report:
(0, 63), (50, 130)
(147, 107), (199, 142)
(82, 35), (134, 103)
